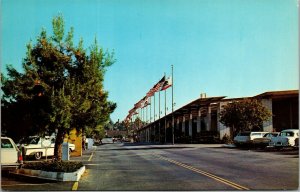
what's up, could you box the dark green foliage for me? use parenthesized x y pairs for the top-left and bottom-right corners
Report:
(219, 99), (272, 137)
(22, 161), (83, 173)
(1, 14), (116, 159)
(221, 134), (233, 144)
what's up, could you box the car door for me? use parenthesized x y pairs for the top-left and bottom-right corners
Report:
(1, 138), (18, 164)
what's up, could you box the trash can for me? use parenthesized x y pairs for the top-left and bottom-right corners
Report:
(87, 138), (94, 149)
(62, 142), (70, 161)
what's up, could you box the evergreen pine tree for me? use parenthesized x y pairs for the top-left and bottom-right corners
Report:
(1, 15), (116, 160)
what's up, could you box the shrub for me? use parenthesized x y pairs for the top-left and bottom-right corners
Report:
(22, 161), (83, 173)
(221, 134), (233, 144)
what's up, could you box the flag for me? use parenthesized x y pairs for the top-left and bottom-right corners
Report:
(129, 108), (136, 115)
(146, 88), (155, 97)
(134, 100), (143, 109)
(161, 76), (172, 91)
(143, 97), (151, 107)
(140, 96), (147, 108)
(152, 76), (165, 92)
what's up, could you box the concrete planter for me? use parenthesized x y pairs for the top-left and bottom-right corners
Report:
(15, 166), (85, 181)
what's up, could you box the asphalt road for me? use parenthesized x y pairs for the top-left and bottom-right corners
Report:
(77, 143), (299, 191)
(1, 143), (299, 191)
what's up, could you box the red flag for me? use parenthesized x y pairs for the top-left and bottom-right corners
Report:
(161, 76), (172, 91)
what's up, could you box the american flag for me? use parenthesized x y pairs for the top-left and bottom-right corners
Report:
(152, 76), (165, 92)
(144, 97), (151, 107)
(146, 88), (155, 97)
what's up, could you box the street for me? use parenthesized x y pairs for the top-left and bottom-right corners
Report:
(1, 143), (299, 191)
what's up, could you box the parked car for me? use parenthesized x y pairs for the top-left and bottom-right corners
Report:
(101, 137), (114, 144)
(269, 129), (299, 148)
(233, 131), (268, 146)
(1, 137), (23, 170)
(20, 136), (75, 160)
(294, 138), (299, 148)
(252, 132), (279, 148)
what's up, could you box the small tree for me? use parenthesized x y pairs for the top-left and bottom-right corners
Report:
(219, 99), (272, 137)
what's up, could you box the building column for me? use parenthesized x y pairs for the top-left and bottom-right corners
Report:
(197, 109), (201, 133)
(149, 127), (152, 142)
(147, 128), (149, 142)
(182, 116), (185, 133)
(189, 113), (193, 136)
(262, 99), (273, 132)
(152, 123), (155, 142)
(206, 105), (211, 131)
(172, 116), (175, 144)
(217, 102), (229, 139)
(176, 117), (180, 140)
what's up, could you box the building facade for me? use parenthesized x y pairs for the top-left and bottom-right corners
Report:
(136, 90), (299, 144)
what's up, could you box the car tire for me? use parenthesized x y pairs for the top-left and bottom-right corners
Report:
(275, 146), (282, 151)
(35, 152), (42, 160)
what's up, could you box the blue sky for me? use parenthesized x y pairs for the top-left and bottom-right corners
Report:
(1, 0), (299, 122)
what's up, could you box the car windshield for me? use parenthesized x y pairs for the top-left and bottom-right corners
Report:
(280, 132), (294, 137)
(29, 137), (40, 144)
(271, 133), (279, 137)
(251, 133), (262, 136)
(19, 137), (36, 145)
(238, 132), (250, 136)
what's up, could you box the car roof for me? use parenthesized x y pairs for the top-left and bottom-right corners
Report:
(1, 137), (11, 139)
(239, 131), (268, 133)
(281, 129), (299, 132)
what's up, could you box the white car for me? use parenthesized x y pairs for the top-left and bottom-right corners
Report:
(101, 137), (114, 144)
(269, 129), (299, 148)
(233, 132), (268, 146)
(21, 136), (76, 160)
(1, 137), (23, 170)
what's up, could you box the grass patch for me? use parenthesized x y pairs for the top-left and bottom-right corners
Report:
(22, 161), (83, 173)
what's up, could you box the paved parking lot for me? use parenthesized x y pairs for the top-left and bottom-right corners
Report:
(1, 143), (299, 191)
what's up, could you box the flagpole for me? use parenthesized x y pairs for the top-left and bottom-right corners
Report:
(165, 86), (167, 143)
(143, 104), (145, 127)
(149, 96), (152, 142)
(139, 108), (143, 129)
(154, 92), (156, 143)
(172, 65), (174, 145)
(159, 87), (161, 143)
(146, 104), (148, 124)
(149, 97), (152, 123)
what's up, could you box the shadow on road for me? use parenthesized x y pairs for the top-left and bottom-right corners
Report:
(220, 145), (299, 158)
(97, 143), (194, 151)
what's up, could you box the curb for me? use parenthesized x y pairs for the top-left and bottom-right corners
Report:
(9, 171), (58, 183)
(10, 166), (86, 182)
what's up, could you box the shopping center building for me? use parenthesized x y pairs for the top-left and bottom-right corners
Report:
(136, 90), (298, 144)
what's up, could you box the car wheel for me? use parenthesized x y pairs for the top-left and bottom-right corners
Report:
(35, 152), (42, 160)
(275, 146), (282, 151)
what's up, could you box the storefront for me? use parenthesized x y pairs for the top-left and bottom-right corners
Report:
(136, 90), (299, 144)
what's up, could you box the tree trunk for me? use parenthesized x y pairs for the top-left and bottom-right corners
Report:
(230, 125), (234, 139)
(54, 129), (64, 161)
